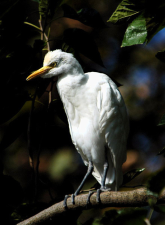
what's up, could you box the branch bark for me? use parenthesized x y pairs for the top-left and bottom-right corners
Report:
(17, 187), (165, 225)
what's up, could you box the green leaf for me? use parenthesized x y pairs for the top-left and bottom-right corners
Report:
(122, 13), (147, 47)
(158, 113), (165, 126)
(108, 0), (165, 45)
(107, 0), (143, 24)
(63, 28), (104, 67)
(147, 167), (165, 196)
(122, 168), (145, 185)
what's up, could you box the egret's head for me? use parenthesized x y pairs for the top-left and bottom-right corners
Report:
(26, 49), (81, 81)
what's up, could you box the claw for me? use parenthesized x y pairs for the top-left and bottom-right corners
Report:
(63, 195), (70, 209)
(86, 191), (94, 208)
(71, 194), (75, 204)
(96, 189), (101, 203)
(96, 187), (111, 204)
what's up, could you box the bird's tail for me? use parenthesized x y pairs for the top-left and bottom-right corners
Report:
(92, 147), (123, 191)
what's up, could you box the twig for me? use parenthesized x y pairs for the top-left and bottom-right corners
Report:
(39, 16), (44, 41)
(38, 16), (50, 51)
(17, 188), (165, 225)
(27, 88), (38, 167)
(24, 22), (41, 31)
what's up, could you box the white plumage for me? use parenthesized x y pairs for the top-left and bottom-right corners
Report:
(26, 49), (129, 201)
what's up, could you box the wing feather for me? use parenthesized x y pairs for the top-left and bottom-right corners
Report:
(97, 78), (129, 189)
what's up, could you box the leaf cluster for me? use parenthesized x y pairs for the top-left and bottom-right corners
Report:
(108, 0), (165, 47)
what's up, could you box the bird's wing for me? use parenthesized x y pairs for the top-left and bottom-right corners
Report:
(97, 77), (129, 189)
(57, 90), (89, 165)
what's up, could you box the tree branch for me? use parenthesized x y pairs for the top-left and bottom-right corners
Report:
(17, 188), (165, 225)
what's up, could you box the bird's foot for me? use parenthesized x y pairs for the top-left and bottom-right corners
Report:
(96, 187), (111, 204)
(86, 191), (94, 209)
(63, 195), (70, 209)
(63, 194), (77, 209)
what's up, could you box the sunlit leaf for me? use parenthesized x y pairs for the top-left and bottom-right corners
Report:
(147, 167), (165, 196)
(63, 28), (104, 67)
(108, 0), (165, 46)
(122, 13), (147, 47)
(122, 168), (145, 185)
(107, 0), (143, 24)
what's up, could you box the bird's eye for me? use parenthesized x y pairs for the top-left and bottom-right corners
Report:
(50, 62), (57, 67)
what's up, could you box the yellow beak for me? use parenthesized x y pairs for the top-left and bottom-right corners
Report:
(26, 66), (53, 81)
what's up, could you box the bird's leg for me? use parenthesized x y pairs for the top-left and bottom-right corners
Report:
(100, 160), (109, 190)
(96, 150), (111, 203)
(72, 161), (93, 204)
(63, 161), (93, 208)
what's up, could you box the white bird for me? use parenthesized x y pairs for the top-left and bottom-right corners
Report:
(26, 49), (129, 206)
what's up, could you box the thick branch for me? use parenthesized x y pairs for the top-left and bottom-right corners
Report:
(17, 188), (165, 225)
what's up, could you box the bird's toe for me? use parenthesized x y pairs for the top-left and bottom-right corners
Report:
(63, 195), (70, 209)
(96, 187), (111, 203)
(86, 191), (94, 208)
(71, 194), (75, 204)
(96, 189), (101, 203)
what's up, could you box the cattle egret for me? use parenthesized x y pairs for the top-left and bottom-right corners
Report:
(26, 49), (129, 207)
